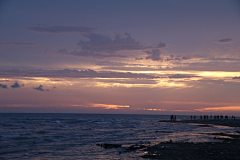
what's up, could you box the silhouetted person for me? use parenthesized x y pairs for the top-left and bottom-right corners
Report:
(200, 115), (202, 120)
(191, 115), (192, 120)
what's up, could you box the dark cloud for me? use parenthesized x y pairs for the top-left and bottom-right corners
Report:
(11, 82), (21, 88)
(0, 69), (158, 79)
(145, 49), (163, 61)
(78, 33), (147, 53)
(232, 76), (240, 79)
(0, 42), (36, 46)
(214, 38), (234, 44)
(58, 33), (166, 58)
(157, 42), (167, 48)
(144, 49), (192, 61)
(0, 84), (7, 89)
(33, 85), (44, 91)
(135, 57), (144, 60)
(24, 26), (97, 34)
(168, 74), (199, 79)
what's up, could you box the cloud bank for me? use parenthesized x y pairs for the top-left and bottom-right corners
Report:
(0, 69), (158, 79)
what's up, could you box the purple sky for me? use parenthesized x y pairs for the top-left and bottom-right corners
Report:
(0, 0), (240, 115)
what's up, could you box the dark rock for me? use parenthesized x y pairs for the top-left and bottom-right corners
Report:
(96, 143), (122, 149)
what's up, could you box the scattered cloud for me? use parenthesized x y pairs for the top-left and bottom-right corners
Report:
(214, 38), (234, 44)
(11, 82), (22, 88)
(145, 49), (163, 61)
(33, 85), (44, 91)
(24, 26), (97, 34)
(157, 42), (167, 48)
(232, 76), (240, 79)
(0, 84), (7, 89)
(144, 49), (192, 61)
(0, 42), (36, 46)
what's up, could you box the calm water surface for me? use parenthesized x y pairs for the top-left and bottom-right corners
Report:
(0, 113), (239, 159)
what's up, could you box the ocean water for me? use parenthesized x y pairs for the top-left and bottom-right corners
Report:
(0, 113), (239, 159)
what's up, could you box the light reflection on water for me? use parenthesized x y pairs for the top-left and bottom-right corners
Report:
(0, 113), (239, 159)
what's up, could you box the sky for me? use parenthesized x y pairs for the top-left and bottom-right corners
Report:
(0, 0), (240, 115)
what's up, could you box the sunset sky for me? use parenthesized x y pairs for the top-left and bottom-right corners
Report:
(1, 0), (240, 115)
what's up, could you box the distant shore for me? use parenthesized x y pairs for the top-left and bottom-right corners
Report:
(158, 119), (240, 127)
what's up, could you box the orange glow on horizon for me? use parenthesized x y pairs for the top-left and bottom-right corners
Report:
(91, 104), (129, 109)
(194, 106), (240, 112)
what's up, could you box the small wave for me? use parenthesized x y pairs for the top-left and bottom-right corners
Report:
(1, 134), (20, 138)
(51, 139), (61, 142)
(36, 131), (46, 134)
(95, 122), (111, 124)
(61, 125), (69, 128)
(135, 126), (141, 128)
(21, 126), (28, 129)
(113, 121), (121, 124)
(50, 120), (60, 123)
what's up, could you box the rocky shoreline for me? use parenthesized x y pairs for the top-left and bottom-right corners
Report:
(97, 119), (240, 159)
(140, 140), (240, 160)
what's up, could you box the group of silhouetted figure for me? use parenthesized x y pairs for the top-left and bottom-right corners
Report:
(190, 115), (236, 121)
(170, 115), (176, 121)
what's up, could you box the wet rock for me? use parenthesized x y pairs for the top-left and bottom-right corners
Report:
(96, 143), (122, 149)
(126, 144), (147, 151)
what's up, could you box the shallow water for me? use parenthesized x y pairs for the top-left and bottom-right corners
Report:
(0, 113), (239, 159)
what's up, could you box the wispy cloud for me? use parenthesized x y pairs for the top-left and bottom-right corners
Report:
(24, 26), (97, 34)
(0, 42), (36, 46)
(168, 74), (200, 79)
(213, 38), (234, 44)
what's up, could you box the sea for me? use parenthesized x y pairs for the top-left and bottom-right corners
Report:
(0, 113), (239, 159)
